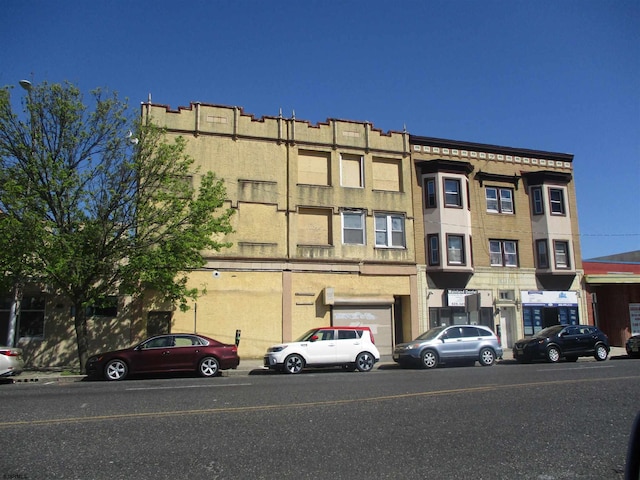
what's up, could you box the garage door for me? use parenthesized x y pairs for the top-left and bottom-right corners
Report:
(332, 305), (393, 356)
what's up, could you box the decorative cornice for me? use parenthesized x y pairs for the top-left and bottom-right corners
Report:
(410, 135), (573, 170)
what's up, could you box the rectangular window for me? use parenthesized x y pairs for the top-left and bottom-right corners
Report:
(340, 153), (363, 188)
(298, 208), (332, 246)
(87, 296), (118, 317)
(374, 214), (405, 248)
(489, 240), (518, 267)
(444, 178), (462, 207)
(554, 240), (571, 269)
(447, 234), (465, 265)
(298, 150), (330, 186)
(536, 239), (549, 268)
(531, 186), (544, 215)
(549, 188), (566, 215)
(372, 157), (402, 191)
(486, 188), (499, 212)
(428, 234), (440, 266)
(424, 178), (436, 208)
(17, 295), (45, 339)
(486, 187), (514, 213)
(342, 211), (365, 245)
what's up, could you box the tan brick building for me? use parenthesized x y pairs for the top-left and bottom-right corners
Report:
(143, 102), (419, 358)
(411, 136), (586, 348)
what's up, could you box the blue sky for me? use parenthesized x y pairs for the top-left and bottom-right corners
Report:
(2, 0), (638, 259)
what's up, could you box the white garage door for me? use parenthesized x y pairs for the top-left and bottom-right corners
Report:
(332, 305), (393, 356)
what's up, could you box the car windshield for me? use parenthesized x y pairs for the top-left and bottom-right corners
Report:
(414, 326), (447, 341)
(535, 325), (565, 337)
(294, 329), (321, 342)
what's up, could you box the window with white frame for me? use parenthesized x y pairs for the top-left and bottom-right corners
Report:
(531, 186), (544, 215)
(424, 177), (437, 208)
(549, 188), (566, 215)
(444, 178), (462, 207)
(340, 153), (363, 188)
(447, 234), (465, 265)
(342, 211), (365, 245)
(489, 240), (518, 267)
(554, 240), (571, 269)
(428, 234), (440, 265)
(536, 239), (549, 268)
(486, 187), (514, 214)
(374, 213), (405, 248)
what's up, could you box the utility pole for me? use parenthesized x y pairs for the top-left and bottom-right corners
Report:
(6, 79), (33, 346)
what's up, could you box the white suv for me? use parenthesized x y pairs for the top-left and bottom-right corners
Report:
(264, 326), (381, 374)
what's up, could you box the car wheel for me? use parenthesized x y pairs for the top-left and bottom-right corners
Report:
(355, 352), (375, 372)
(104, 359), (128, 381)
(421, 349), (438, 369)
(284, 354), (304, 374)
(566, 356), (578, 362)
(199, 357), (220, 377)
(594, 344), (609, 361)
(479, 348), (495, 366)
(546, 346), (561, 363)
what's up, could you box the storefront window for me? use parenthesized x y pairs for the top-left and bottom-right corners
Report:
(523, 305), (578, 336)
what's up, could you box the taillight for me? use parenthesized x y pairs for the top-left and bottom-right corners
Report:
(0, 349), (21, 357)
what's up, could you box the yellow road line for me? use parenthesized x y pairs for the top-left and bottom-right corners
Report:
(1, 375), (637, 429)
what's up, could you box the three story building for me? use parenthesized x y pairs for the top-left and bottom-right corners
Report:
(145, 102), (419, 358)
(411, 136), (585, 348)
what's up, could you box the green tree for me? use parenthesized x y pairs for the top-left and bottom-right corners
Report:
(0, 81), (233, 370)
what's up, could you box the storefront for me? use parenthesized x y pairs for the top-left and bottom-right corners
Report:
(520, 290), (579, 336)
(428, 289), (494, 331)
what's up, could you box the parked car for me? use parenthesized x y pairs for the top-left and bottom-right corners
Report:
(513, 325), (609, 363)
(0, 346), (24, 377)
(627, 334), (640, 358)
(264, 326), (380, 374)
(86, 333), (240, 381)
(393, 325), (503, 369)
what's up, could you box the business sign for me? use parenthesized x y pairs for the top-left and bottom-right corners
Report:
(630, 304), (640, 336)
(520, 290), (578, 306)
(447, 289), (478, 307)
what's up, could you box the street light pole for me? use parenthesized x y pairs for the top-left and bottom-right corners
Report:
(6, 80), (33, 347)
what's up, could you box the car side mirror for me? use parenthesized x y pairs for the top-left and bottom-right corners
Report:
(310, 335), (319, 342)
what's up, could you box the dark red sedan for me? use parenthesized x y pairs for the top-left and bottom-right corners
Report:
(86, 333), (240, 380)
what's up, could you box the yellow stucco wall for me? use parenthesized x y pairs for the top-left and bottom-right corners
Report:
(169, 266), (415, 359)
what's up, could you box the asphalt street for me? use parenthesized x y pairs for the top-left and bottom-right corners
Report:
(0, 356), (639, 480)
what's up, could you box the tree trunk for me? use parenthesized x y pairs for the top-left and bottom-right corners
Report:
(73, 304), (90, 373)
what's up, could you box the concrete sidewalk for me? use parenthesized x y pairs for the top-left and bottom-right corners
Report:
(5, 347), (629, 384)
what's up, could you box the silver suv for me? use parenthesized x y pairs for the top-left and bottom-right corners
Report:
(393, 325), (502, 369)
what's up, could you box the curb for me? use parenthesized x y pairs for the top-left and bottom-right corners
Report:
(7, 347), (629, 384)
